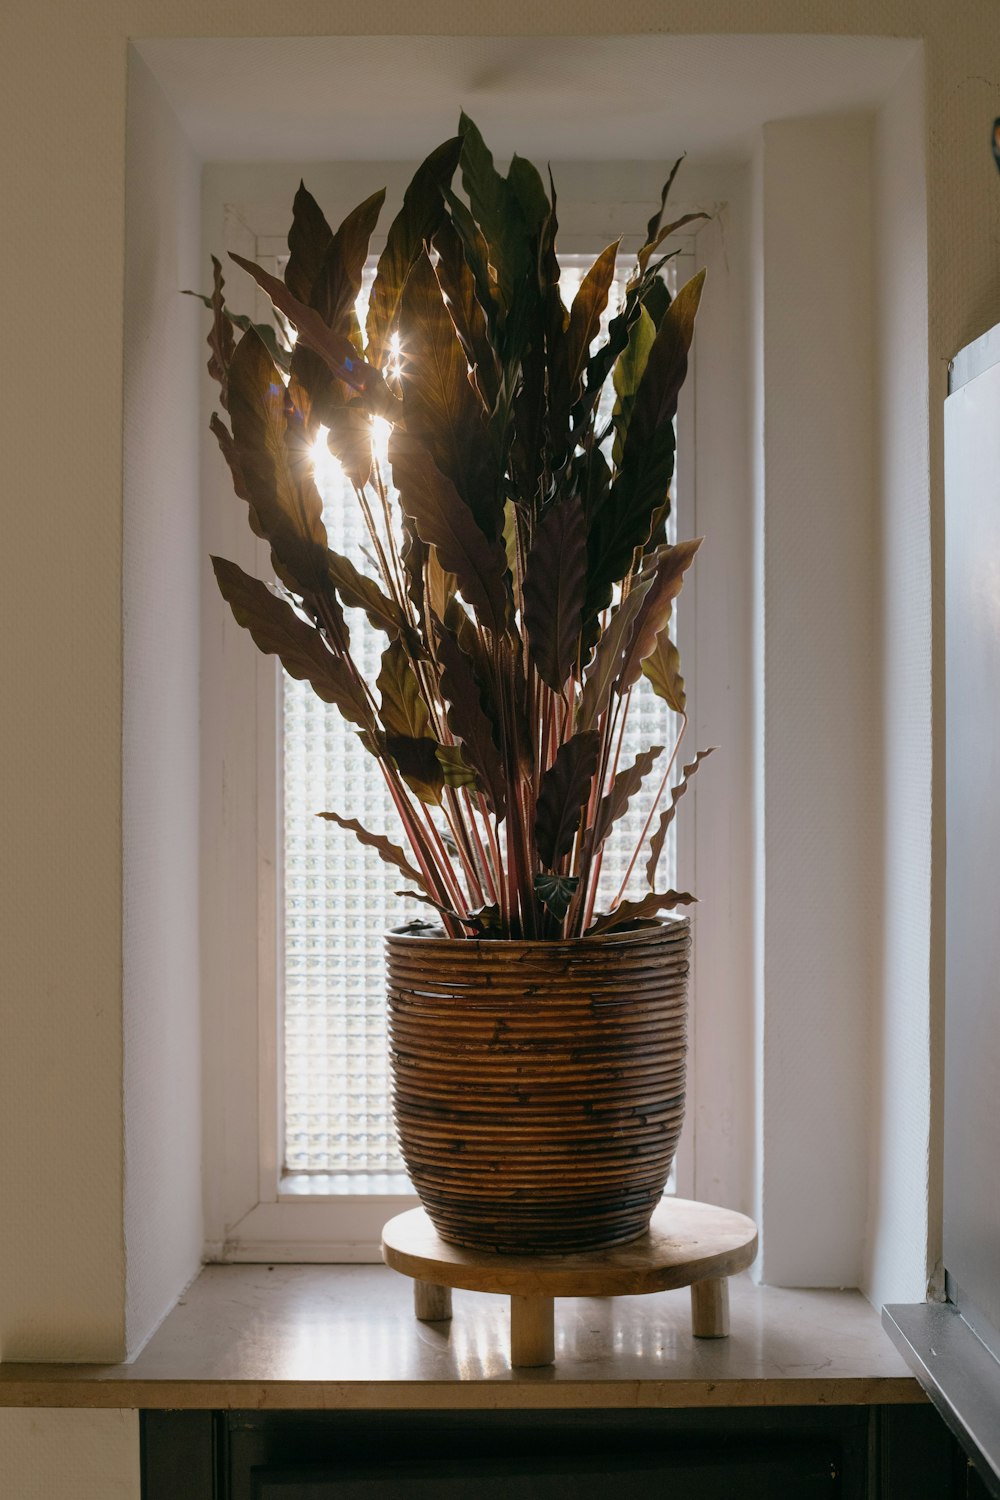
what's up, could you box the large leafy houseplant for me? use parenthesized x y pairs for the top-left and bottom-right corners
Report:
(200, 116), (711, 945)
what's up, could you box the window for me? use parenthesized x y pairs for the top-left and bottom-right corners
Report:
(202, 175), (702, 1261)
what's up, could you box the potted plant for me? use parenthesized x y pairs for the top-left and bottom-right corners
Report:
(198, 115), (712, 1255)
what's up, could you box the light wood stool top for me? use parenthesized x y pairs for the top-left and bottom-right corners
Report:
(382, 1198), (758, 1368)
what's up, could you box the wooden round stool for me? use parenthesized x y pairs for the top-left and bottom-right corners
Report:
(382, 1198), (758, 1368)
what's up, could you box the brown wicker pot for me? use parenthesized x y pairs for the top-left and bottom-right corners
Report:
(385, 917), (691, 1255)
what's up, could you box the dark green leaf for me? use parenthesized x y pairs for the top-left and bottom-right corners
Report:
(212, 556), (373, 729)
(535, 729), (601, 869)
(611, 305), (656, 466)
(646, 749), (715, 887)
(586, 889), (696, 936)
(587, 271), (705, 605)
(507, 154), (550, 236)
(317, 809), (427, 893)
(622, 268), (705, 464)
(389, 431), (509, 636)
(366, 135), (462, 371)
(459, 111), (531, 312)
(522, 494), (588, 692)
(534, 873), (579, 922)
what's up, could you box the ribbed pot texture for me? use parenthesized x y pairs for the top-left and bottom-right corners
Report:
(385, 917), (691, 1255)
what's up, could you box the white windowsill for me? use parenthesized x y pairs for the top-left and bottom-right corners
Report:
(0, 1267), (922, 1411)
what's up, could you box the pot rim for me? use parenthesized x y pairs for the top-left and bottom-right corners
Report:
(385, 914), (691, 949)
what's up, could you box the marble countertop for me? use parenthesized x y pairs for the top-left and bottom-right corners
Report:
(0, 1265), (922, 1410)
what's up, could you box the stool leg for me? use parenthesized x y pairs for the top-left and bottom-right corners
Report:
(691, 1276), (730, 1338)
(510, 1294), (555, 1367)
(413, 1280), (452, 1322)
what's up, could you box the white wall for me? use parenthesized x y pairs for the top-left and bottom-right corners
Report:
(864, 52), (934, 1309)
(122, 51), (204, 1357)
(0, 1411), (139, 1500)
(754, 117), (878, 1285)
(687, 178), (755, 1215)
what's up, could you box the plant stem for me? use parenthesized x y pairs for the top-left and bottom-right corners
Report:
(610, 711), (688, 908)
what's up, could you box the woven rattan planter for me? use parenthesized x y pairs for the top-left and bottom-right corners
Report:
(386, 917), (691, 1255)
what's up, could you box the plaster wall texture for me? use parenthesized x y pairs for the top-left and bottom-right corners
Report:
(865, 51), (935, 1311)
(122, 51), (204, 1357)
(1, 0), (999, 1391)
(755, 116), (878, 1287)
(0, 1410), (139, 1500)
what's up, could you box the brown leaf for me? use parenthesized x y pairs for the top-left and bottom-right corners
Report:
(209, 413), (263, 537)
(309, 188), (385, 335)
(645, 749), (715, 887)
(205, 255), (235, 408)
(229, 252), (399, 419)
(326, 550), (409, 641)
(226, 330), (329, 592)
(586, 889), (696, 936)
(324, 402), (372, 489)
(576, 579), (652, 732)
(389, 431), (509, 636)
(385, 734), (443, 805)
(366, 135), (463, 371)
(588, 745), (665, 860)
(284, 182), (333, 303)
(431, 215), (497, 409)
(433, 622), (506, 817)
(377, 640), (433, 741)
(641, 630), (687, 714)
(317, 809), (427, 894)
(587, 271), (705, 604)
(535, 730), (601, 869)
(212, 556), (373, 730)
(618, 539), (702, 695)
(426, 548), (457, 625)
(522, 494), (588, 692)
(566, 240), (619, 392)
(621, 268), (705, 467)
(399, 251), (499, 540)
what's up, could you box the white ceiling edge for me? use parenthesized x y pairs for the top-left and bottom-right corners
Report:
(134, 34), (919, 164)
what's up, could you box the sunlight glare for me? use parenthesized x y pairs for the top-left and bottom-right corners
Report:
(310, 424), (345, 503)
(372, 416), (393, 471)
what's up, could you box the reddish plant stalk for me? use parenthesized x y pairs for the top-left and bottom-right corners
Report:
(609, 712), (688, 909)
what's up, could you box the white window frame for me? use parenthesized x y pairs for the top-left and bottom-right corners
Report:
(202, 185), (705, 1263)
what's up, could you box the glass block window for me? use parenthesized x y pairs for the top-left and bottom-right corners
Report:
(283, 255), (681, 1176)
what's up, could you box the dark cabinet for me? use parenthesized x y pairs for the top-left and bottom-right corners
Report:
(142, 1404), (976, 1500)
